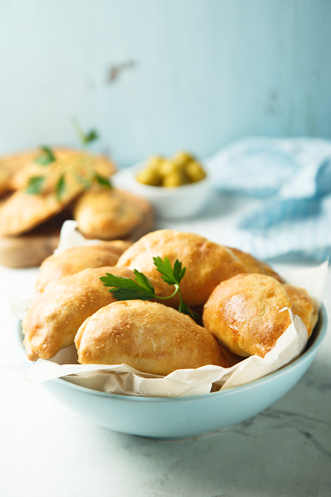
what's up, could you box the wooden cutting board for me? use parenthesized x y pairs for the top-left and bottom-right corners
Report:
(0, 192), (154, 268)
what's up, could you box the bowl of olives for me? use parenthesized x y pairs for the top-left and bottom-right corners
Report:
(123, 152), (214, 219)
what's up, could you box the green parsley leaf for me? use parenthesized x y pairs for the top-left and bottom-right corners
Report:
(100, 272), (156, 301)
(100, 257), (199, 322)
(73, 119), (100, 146)
(133, 269), (156, 294)
(153, 256), (183, 285)
(34, 146), (56, 166)
(84, 129), (99, 144)
(76, 173), (92, 189)
(94, 173), (113, 189)
(178, 300), (200, 321)
(56, 173), (66, 200)
(172, 259), (186, 284)
(26, 176), (45, 194)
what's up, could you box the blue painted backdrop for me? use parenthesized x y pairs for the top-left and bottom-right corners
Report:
(0, 0), (330, 166)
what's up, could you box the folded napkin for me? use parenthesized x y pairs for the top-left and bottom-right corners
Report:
(207, 138), (331, 261)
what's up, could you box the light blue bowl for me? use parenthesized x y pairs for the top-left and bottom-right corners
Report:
(17, 304), (328, 440)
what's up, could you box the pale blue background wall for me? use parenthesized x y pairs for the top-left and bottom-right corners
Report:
(0, 0), (330, 166)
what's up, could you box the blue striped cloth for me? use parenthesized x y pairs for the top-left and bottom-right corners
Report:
(207, 138), (331, 261)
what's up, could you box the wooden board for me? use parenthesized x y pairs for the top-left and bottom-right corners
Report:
(0, 192), (154, 268)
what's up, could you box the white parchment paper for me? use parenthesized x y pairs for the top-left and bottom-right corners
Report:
(12, 221), (328, 397)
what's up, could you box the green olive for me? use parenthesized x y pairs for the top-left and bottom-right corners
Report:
(158, 160), (180, 177)
(172, 151), (195, 167)
(185, 161), (206, 183)
(162, 172), (187, 187)
(146, 155), (164, 170)
(136, 168), (162, 186)
(136, 152), (205, 187)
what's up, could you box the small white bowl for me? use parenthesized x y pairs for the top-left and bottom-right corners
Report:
(113, 162), (214, 220)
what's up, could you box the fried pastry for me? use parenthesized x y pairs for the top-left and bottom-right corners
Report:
(229, 247), (282, 283)
(23, 266), (137, 361)
(8, 150), (116, 191)
(73, 187), (143, 240)
(75, 300), (229, 375)
(35, 241), (132, 296)
(203, 273), (293, 358)
(7, 148), (78, 191)
(116, 230), (281, 307)
(0, 150), (49, 176)
(0, 154), (92, 236)
(283, 284), (319, 337)
(90, 153), (116, 179)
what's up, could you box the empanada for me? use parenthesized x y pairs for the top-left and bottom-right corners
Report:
(229, 247), (282, 283)
(203, 273), (293, 357)
(35, 241), (132, 296)
(23, 266), (136, 361)
(8, 149), (116, 191)
(75, 300), (229, 375)
(283, 284), (319, 337)
(73, 187), (143, 239)
(7, 148), (78, 191)
(0, 150), (47, 176)
(0, 154), (92, 236)
(116, 230), (282, 307)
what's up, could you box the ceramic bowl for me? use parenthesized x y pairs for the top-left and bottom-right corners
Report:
(112, 162), (214, 220)
(16, 304), (327, 440)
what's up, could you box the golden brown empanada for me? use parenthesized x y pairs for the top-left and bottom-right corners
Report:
(23, 266), (136, 361)
(0, 150), (47, 176)
(203, 273), (293, 358)
(75, 300), (229, 375)
(34, 241), (132, 296)
(229, 247), (282, 283)
(7, 148), (78, 191)
(73, 187), (143, 240)
(0, 154), (93, 236)
(8, 149), (116, 191)
(283, 284), (319, 337)
(116, 230), (281, 307)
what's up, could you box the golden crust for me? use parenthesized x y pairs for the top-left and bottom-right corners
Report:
(23, 266), (136, 361)
(0, 150), (117, 235)
(35, 241), (132, 296)
(0, 149), (49, 176)
(73, 187), (143, 240)
(7, 148), (79, 191)
(203, 273), (293, 358)
(229, 247), (282, 283)
(75, 300), (229, 375)
(89, 154), (116, 179)
(3, 148), (116, 191)
(0, 154), (93, 236)
(116, 230), (250, 307)
(283, 284), (319, 337)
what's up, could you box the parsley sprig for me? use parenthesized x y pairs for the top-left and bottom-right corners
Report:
(26, 156), (112, 198)
(34, 146), (56, 166)
(73, 119), (99, 146)
(100, 256), (199, 321)
(25, 123), (111, 198)
(26, 175), (45, 194)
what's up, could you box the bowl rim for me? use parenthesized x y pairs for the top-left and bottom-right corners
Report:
(123, 161), (215, 196)
(16, 303), (328, 403)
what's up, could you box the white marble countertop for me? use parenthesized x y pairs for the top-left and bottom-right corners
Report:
(0, 194), (330, 497)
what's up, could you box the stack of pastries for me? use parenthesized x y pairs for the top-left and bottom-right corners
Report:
(0, 149), (152, 267)
(22, 230), (319, 377)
